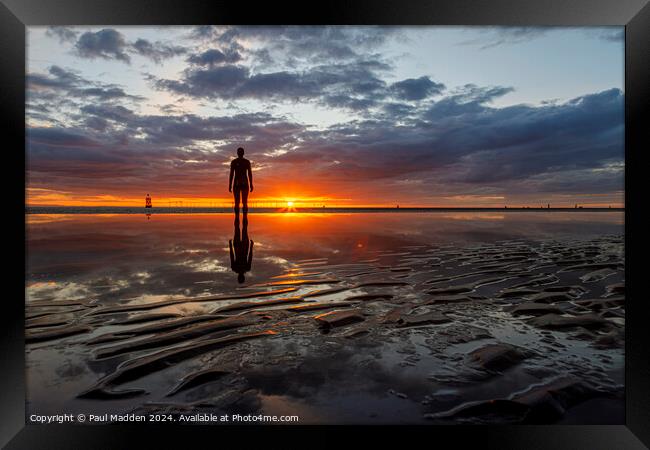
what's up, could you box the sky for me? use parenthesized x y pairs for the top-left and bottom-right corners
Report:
(26, 26), (625, 207)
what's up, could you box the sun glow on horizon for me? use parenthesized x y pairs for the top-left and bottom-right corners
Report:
(25, 189), (625, 209)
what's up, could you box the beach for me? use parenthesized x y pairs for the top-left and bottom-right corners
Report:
(25, 211), (625, 424)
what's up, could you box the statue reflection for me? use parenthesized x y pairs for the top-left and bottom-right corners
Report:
(229, 213), (253, 283)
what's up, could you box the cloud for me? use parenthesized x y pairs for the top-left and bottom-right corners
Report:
(72, 29), (186, 64)
(75, 29), (131, 63)
(381, 102), (417, 118)
(79, 104), (135, 123)
(186, 48), (242, 66)
(28, 65), (83, 90)
(26, 88), (624, 202)
(76, 104), (304, 150)
(154, 65), (249, 97)
(263, 88), (623, 198)
(83, 116), (110, 132)
(422, 84), (515, 118)
(322, 95), (379, 111)
(29, 127), (101, 149)
(459, 26), (624, 49)
(190, 25), (401, 65)
(589, 28), (624, 43)
(27, 65), (143, 104)
(132, 38), (187, 63)
(77, 87), (141, 100)
(45, 26), (79, 43)
(390, 76), (445, 101)
(462, 27), (548, 49)
(152, 59), (395, 111)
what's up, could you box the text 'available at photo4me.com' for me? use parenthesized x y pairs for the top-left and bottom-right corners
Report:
(29, 413), (301, 424)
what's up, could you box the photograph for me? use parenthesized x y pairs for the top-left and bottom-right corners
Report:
(23, 24), (630, 426)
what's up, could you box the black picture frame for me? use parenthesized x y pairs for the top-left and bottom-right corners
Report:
(2, 0), (648, 448)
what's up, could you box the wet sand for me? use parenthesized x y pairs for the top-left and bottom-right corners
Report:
(25, 212), (624, 424)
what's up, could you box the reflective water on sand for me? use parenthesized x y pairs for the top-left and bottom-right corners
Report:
(26, 212), (625, 424)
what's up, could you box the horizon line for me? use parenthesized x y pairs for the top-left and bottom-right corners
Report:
(26, 205), (625, 212)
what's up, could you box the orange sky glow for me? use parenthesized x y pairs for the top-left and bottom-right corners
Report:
(26, 186), (624, 208)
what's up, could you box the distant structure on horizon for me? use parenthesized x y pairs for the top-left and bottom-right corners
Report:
(145, 194), (152, 208)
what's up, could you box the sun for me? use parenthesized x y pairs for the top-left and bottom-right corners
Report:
(287, 201), (294, 207)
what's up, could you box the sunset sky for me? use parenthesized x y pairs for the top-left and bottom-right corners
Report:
(26, 26), (624, 207)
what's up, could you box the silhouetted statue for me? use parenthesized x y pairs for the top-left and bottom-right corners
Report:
(229, 147), (253, 216)
(229, 216), (253, 284)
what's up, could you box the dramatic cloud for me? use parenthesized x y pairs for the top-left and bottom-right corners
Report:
(27, 82), (623, 202)
(257, 88), (624, 202)
(26, 26), (625, 206)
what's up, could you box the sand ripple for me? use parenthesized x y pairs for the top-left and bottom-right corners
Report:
(26, 234), (625, 424)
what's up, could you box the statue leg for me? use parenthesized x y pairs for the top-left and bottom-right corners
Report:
(242, 188), (249, 213)
(233, 188), (241, 214)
